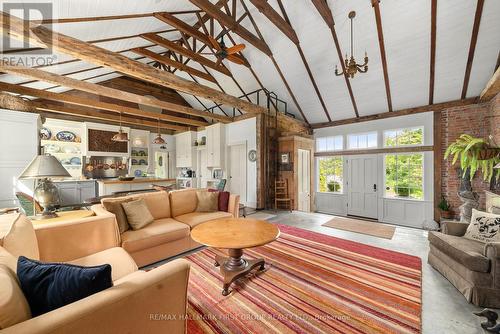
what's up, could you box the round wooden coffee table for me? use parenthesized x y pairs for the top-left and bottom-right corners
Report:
(191, 218), (280, 296)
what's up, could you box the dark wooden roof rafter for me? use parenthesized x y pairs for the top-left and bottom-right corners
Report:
(371, 0), (393, 112)
(461, 0), (485, 99)
(310, 0), (359, 118)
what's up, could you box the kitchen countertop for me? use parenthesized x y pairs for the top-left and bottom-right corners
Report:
(97, 178), (176, 185)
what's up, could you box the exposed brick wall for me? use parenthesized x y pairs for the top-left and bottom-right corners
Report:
(441, 95), (499, 217)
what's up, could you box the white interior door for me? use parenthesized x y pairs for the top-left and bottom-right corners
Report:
(347, 155), (378, 219)
(297, 149), (311, 212)
(229, 143), (247, 204)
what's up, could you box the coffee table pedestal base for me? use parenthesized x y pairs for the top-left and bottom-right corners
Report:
(214, 249), (265, 296)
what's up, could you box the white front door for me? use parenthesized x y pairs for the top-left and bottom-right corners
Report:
(347, 155), (378, 219)
(229, 143), (247, 203)
(297, 149), (311, 212)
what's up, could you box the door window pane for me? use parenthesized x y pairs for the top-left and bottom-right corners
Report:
(317, 157), (343, 193)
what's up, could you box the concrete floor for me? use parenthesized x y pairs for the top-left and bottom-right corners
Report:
(152, 210), (492, 333)
(263, 210), (491, 334)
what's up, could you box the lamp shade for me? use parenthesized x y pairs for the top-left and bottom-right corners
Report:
(19, 155), (71, 179)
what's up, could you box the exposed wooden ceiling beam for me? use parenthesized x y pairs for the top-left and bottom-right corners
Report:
(371, 0), (393, 112)
(153, 12), (213, 46)
(275, 0), (331, 122)
(0, 93), (188, 132)
(479, 67), (500, 102)
(461, 0), (485, 99)
(0, 11), (265, 115)
(189, 0), (273, 57)
(311, 97), (478, 129)
(131, 47), (216, 83)
(141, 33), (231, 76)
(38, 10), (202, 24)
(239, 0), (308, 123)
(429, 0), (437, 104)
(0, 81), (206, 127)
(249, 0), (298, 44)
(0, 62), (231, 123)
(310, 0), (359, 118)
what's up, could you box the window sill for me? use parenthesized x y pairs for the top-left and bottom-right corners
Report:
(316, 192), (344, 195)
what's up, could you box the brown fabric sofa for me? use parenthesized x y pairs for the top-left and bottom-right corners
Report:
(0, 213), (190, 334)
(92, 189), (240, 267)
(428, 221), (500, 307)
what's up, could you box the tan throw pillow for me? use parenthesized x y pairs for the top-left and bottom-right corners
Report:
(121, 198), (154, 230)
(195, 191), (219, 212)
(1, 214), (39, 260)
(102, 198), (134, 234)
(464, 209), (500, 243)
(0, 264), (31, 329)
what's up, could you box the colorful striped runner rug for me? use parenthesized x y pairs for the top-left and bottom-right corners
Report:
(186, 224), (422, 334)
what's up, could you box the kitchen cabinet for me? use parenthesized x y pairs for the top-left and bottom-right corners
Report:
(174, 131), (196, 167)
(206, 123), (225, 168)
(54, 181), (96, 205)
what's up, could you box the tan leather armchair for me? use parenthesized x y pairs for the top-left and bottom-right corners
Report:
(428, 221), (500, 307)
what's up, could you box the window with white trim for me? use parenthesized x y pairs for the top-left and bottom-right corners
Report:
(385, 153), (423, 200)
(316, 135), (343, 152)
(317, 157), (343, 193)
(384, 127), (423, 147)
(347, 132), (377, 149)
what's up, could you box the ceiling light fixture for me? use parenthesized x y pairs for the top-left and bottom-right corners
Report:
(335, 11), (368, 78)
(153, 118), (166, 145)
(111, 113), (129, 142)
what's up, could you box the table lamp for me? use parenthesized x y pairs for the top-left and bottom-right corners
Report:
(18, 154), (71, 219)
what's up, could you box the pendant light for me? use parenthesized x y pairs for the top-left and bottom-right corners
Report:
(153, 118), (166, 144)
(111, 113), (129, 142)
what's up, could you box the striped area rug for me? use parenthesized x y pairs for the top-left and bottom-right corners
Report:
(186, 224), (422, 334)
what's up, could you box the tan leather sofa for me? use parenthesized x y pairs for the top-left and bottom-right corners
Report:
(92, 188), (240, 267)
(428, 220), (500, 308)
(0, 213), (190, 334)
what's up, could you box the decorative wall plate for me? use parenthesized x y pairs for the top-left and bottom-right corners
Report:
(56, 131), (76, 142)
(248, 149), (257, 162)
(69, 157), (81, 165)
(44, 144), (59, 154)
(40, 127), (51, 140)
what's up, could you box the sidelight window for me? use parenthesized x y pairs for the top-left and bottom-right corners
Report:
(385, 153), (423, 200)
(317, 157), (343, 193)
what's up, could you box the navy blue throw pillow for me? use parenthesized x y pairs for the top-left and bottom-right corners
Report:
(17, 256), (112, 317)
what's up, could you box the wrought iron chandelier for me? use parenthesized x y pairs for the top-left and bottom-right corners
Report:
(335, 11), (368, 78)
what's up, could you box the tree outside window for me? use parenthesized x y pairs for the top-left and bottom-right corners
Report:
(384, 127), (423, 147)
(385, 153), (423, 199)
(317, 157), (343, 193)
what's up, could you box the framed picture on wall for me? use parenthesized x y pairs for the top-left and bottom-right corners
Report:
(280, 153), (290, 164)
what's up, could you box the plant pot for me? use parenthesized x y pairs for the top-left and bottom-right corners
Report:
(440, 210), (452, 219)
(478, 147), (500, 160)
(395, 187), (410, 197)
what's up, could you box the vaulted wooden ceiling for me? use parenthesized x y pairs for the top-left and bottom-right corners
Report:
(1, 0), (499, 128)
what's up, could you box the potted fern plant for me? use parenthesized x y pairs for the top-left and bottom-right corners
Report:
(444, 134), (500, 182)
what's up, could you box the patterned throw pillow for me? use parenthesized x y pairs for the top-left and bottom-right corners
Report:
(464, 209), (500, 243)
